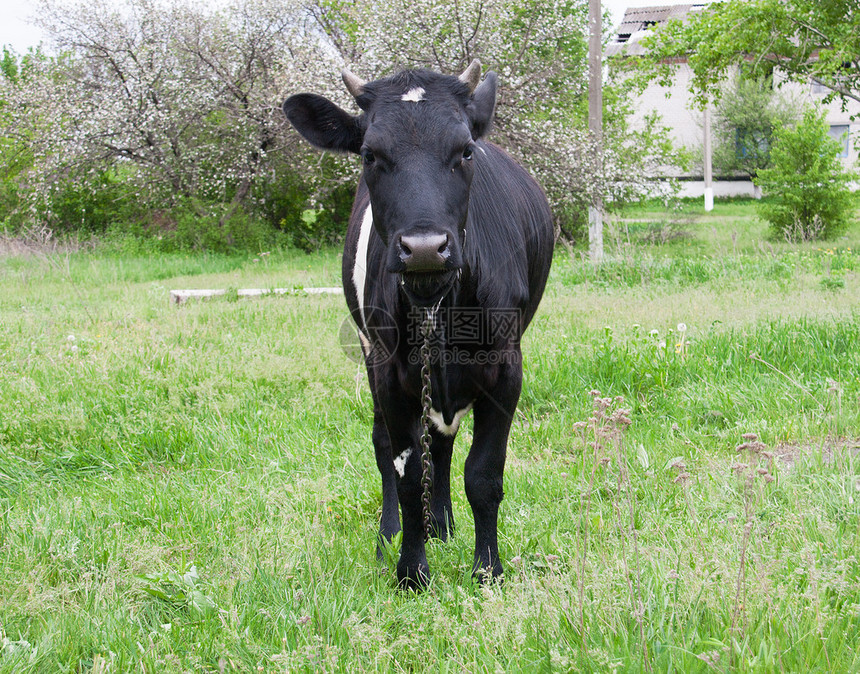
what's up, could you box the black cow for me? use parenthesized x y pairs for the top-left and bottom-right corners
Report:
(283, 61), (553, 588)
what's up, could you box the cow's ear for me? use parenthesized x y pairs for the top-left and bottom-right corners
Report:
(466, 71), (497, 140)
(283, 94), (364, 154)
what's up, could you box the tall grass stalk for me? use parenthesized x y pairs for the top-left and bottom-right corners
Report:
(608, 399), (650, 671)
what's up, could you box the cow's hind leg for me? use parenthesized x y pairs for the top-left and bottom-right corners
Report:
(372, 406), (400, 561)
(429, 431), (455, 540)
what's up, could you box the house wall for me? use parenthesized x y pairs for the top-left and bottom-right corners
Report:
(625, 62), (860, 192)
(795, 77), (860, 169)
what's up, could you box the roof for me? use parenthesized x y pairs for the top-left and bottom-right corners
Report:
(607, 3), (708, 57)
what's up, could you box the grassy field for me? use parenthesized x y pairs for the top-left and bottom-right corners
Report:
(1, 200), (859, 672)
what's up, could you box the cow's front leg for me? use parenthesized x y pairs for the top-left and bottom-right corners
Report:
(381, 397), (429, 589)
(394, 435), (431, 588)
(372, 406), (400, 560)
(429, 430), (455, 540)
(465, 358), (522, 582)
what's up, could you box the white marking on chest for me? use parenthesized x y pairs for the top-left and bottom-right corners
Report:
(401, 87), (426, 103)
(357, 331), (371, 357)
(352, 204), (374, 332)
(429, 404), (473, 437)
(393, 448), (413, 478)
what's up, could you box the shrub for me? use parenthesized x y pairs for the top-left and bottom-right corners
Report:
(34, 171), (141, 235)
(754, 107), (857, 241)
(166, 204), (288, 253)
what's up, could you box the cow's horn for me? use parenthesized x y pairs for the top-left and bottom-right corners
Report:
(342, 69), (366, 99)
(458, 59), (482, 92)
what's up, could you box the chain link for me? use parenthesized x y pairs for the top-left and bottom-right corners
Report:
(418, 302), (441, 543)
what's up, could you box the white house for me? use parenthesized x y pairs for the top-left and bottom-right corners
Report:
(608, 4), (860, 198)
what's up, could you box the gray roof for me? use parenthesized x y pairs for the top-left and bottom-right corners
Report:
(607, 3), (708, 57)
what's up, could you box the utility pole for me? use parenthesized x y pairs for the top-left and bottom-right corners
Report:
(703, 104), (714, 211)
(588, 0), (604, 262)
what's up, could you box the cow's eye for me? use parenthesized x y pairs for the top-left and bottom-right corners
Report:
(462, 146), (474, 161)
(362, 150), (375, 166)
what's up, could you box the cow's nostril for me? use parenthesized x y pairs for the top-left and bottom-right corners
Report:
(437, 237), (449, 255)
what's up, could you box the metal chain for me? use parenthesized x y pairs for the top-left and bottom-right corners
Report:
(418, 303), (440, 543)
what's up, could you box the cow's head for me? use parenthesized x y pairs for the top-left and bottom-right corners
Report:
(283, 61), (497, 306)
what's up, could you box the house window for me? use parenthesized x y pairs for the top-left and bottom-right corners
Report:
(828, 125), (850, 158)
(735, 129), (768, 159)
(811, 79), (828, 94)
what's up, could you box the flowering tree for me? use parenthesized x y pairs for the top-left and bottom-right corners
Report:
(308, 0), (686, 237)
(3, 0), (342, 228)
(1, 0), (686, 243)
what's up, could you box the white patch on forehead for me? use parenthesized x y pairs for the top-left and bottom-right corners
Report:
(393, 448), (413, 478)
(352, 204), (373, 333)
(401, 87), (426, 103)
(429, 405), (473, 437)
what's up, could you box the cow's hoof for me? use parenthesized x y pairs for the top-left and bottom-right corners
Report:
(397, 562), (430, 590)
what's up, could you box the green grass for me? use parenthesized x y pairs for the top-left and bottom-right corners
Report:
(1, 202), (859, 672)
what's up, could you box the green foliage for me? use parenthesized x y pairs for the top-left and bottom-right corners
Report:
(1, 47), (19, 82)
(754, 108), (857, 241)
(154, 202), (288, 253)
(253, 154), (355, 253)
(2, 0), (691, 249)
(645, 0), (860, 108)
(713, 75), (798, 180)
(139, 561), (218, 617)
(1, 49), (32, 229)
(32, 171), (141, 235)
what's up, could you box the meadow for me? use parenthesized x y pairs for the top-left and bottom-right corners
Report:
(0, 200), (858, 672)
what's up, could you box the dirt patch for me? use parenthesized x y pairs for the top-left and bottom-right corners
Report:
(0, 229), (94, 258)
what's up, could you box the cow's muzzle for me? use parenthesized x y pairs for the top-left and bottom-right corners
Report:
(398, 232), (452, 272)
(392, 231), (461, 306)
(400, 269), (458, 305)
